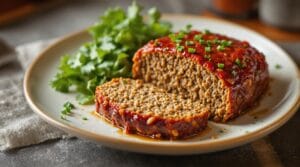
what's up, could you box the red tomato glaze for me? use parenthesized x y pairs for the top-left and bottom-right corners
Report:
(137, 30), (268, 87)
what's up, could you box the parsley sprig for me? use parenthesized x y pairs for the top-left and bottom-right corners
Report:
(60, 102), (75, 120)
(51, 2), (172, 104)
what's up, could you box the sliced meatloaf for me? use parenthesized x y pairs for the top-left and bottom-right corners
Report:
(132, 30), (269, 122)
(95, 78), (209, 139)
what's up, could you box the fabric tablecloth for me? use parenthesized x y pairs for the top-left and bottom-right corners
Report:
(0, 40), (73, 151)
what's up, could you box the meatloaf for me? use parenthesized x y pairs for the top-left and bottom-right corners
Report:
(95, 78), (209, 139)
(132, 30), (269, 122)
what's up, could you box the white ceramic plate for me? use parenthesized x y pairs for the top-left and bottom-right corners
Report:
(24, 15), (300, 155)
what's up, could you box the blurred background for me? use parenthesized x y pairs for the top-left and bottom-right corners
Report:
(1, 0), (300, 64)
(0, 0), (300, 45)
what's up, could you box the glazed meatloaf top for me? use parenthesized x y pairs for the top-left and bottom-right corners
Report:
(132, 30), (269, 122)
(95, 78), (209, 139)
(133, 30), (268, 88)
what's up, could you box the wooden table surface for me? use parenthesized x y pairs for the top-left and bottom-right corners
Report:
(1, 2), (300, 42)
(201, 11), (300, 42)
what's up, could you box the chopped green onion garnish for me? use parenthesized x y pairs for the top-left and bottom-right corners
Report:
(185, 24), (192, 32)
(169, 34), (176, 42)
(213, 39), (220, 44)
(177, 32), (185, 39)
(217, 63), (225, 69)
(206, 40), (211, 47)
(217, 45), (225, 51)
(199, 39), (206, 45)
(185, 41), (194, 46)
(275, 64), (282, 69)
(227, 41), (233, 46)
(221, 40), (232, 47)
(175, 39), (182, 43)
(204, 29), (211, 34)
(188, 48), (196, 53)
(176, 45), (184, 52)
(82, 117), (88, 120)
(235, 58), (242, 67)
(194, 34), (202, 41)
(205, 46), (211, 52)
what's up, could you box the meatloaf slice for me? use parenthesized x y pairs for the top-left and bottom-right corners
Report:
(95, 78), (209, 139)
(132, 30), (269, 122)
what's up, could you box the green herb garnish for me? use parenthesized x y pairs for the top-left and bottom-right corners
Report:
(217, 63), (225, 69)
(213, 39), (220, 44)
(82, 117), (88, 121)
(188, 48), (196, 53)
(176, 45), (184, 52)
(185, 24), (192, 32)
(220, 40), (232, 47)
(177, 31), (186, 39)
(206, 40), (212, 47)
(175, 39), (182, 43)
(235, 58), (242, 67)
(217, 45), (225, 51)
(61, 115), (67, 120)
(205, 46), (211, 52)
(64, 101), (75, 109)
(60, 102), (75, 120)
(169, 34), (176, 41)
(275, 64), (282, 69)
(51, 2), (172, 104)
(235, 58), (247, 68)
(194, 34), (202, 41)
(185, 41), (194, 46)
(204, 29), (211, 34)
(199, 39), (206, 45)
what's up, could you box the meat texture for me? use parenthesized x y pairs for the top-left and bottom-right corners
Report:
(132, 30), (269, 122)
(95, 78), (209, 139)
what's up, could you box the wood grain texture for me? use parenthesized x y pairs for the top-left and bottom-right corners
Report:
(0, 0), (64, 27)
(202, 11), (300, 42)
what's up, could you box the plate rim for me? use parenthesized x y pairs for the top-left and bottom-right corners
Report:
(23, 14), (300, 154)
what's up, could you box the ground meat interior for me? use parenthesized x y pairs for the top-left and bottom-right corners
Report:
(98, 78), (208, 119)
(134, 53), (231, 121)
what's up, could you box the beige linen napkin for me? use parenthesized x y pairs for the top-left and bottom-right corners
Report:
(0, 40), (72, 151)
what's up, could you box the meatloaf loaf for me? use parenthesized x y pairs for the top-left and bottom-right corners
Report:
(95, 78), (209, 139)
(132, 30), (269, 122)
